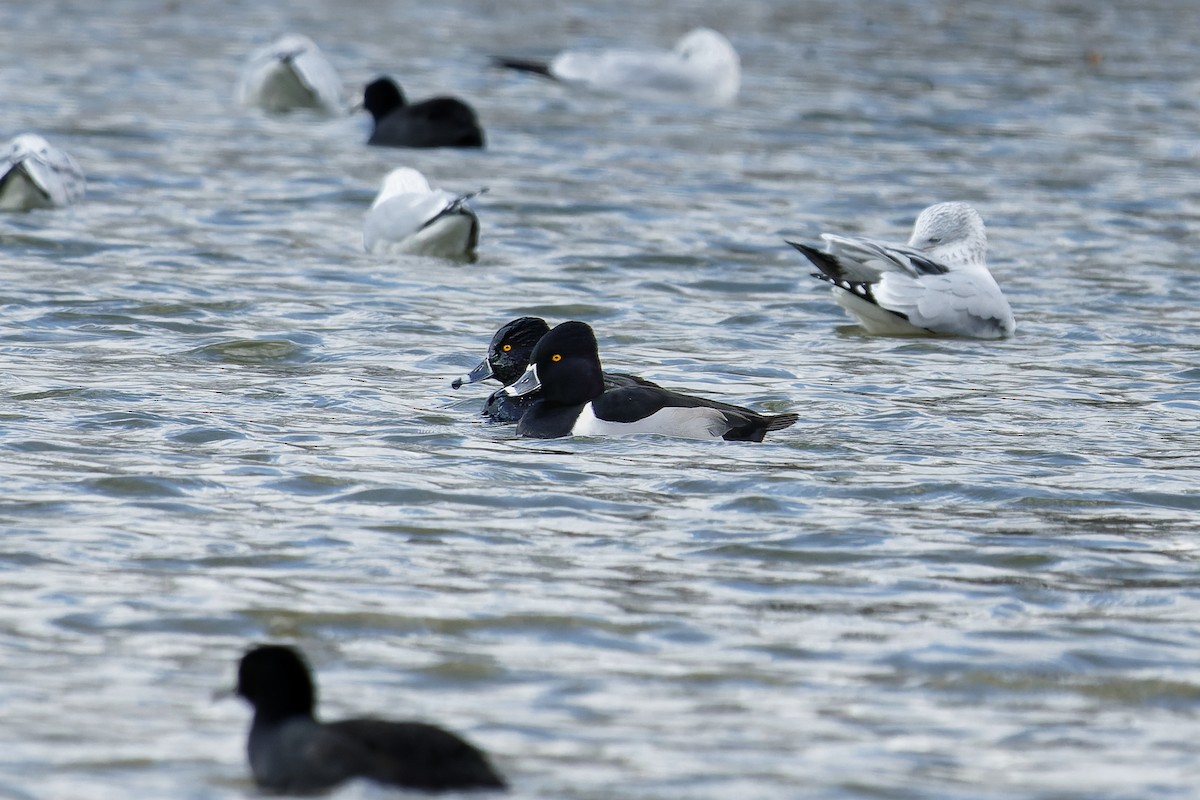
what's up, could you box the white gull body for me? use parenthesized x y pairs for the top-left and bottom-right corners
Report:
(362, 167), (484, 260)
(520, 28), (740, 106)
(788, 202), (1016, 339)
(236, 34), (345, 115)
(0, 134), (85, 211)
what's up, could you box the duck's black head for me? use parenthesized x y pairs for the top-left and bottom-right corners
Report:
(518, 320), (605, 406)
(363, 77), (407, 120)
(453, 317), (550, 389)
(487, 317), (551, 385)
(237, 645), (317, 722)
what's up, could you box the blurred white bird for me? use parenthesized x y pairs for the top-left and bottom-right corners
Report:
(496, 28), (740, 106)
(0, 134), (85, 211)
(236, 34), (345, 115)
(362, 167), (485, 260)
(786, 202), (1016, 339)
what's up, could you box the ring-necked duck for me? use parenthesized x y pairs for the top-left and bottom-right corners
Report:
(452, 317), (655, 423)
(504, 321), (797, 441)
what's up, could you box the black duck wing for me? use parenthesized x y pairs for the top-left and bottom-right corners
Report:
(370, 99), (485, 149)
(327, 718), (506, 791)
(602, 370), (660, 390)
(590, 386), (794, 442)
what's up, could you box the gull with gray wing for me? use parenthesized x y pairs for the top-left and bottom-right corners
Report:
(786, 202), (1015, 339)
(236, 34), (345, 115)
(0, 134), (84, 211)
(495, 28), (740, 106)
(363, 167), (484, 260)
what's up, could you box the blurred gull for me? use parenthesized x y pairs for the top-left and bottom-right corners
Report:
(786, 202), (1016, 339)
(236, 34), (345, 115)
(0, 134), (85, 211)
(363, 167), (485, 260)
(495, 27), (740, 106)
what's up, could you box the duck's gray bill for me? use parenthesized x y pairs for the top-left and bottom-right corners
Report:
(451, 359), (494, 389)
(505, 365), (541, 397)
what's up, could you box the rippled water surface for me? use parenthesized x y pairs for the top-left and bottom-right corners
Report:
(3, 1), (1199, 798)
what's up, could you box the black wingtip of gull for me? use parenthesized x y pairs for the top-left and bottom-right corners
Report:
(786, 240), (847, 280)
(492, 57), (554, 78)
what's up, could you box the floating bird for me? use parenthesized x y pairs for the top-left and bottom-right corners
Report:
(236, 34), (345, 115)
(363, 167), (485, 260)
(234, 644), (506, 794)
(505, 321), (797, 440)
(495, 28), (740, 106)
(786, 202), (1016, 339)
(362, 77), (485, 149)
(0, 134), (85, 211)
(452, 317), (656, 422)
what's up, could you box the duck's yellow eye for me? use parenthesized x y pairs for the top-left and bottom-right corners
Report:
(551, 354), (562, 362)
(502, 344), (512, 352)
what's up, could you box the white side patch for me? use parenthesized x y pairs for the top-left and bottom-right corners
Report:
(572, 403), (729, 439)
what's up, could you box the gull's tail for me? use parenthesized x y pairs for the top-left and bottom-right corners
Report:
(492, 57), (554, 78)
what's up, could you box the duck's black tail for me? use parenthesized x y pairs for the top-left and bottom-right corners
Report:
(763, 412), (799, 432)
(722, 411), (799, 442)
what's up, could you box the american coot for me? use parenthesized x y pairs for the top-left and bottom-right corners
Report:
(235, 644), (506, 794)
(363, 167), (485, 260)
(786, 202), (1016, 339)
(505, 321), (798, 441)
(494, 28), (740, 107)
(363, 77), (485, 149)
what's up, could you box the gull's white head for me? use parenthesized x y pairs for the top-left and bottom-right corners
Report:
(267, 33), (318, 60)
(908, 202), (988, 267)
(372, 167), (433, 208)
(6, 134), (53, 161)
(673, 28), (740, 104)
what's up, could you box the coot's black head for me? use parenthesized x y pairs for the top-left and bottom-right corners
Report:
(452, 317), (549, 389)
(509, 321), (604, 405)
(237, 645), (317, 721)
(363, 77), (407, 120)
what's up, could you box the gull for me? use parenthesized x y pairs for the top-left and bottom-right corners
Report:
(495, 28), (740, 106)
(0, 134), (85, 211)
(362, 167), (485, 260)
(786, 202), (1016, 339)
(236, 34), (345, 115)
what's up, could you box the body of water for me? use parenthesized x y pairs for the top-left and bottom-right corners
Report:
(1, 0), (1198, 797)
